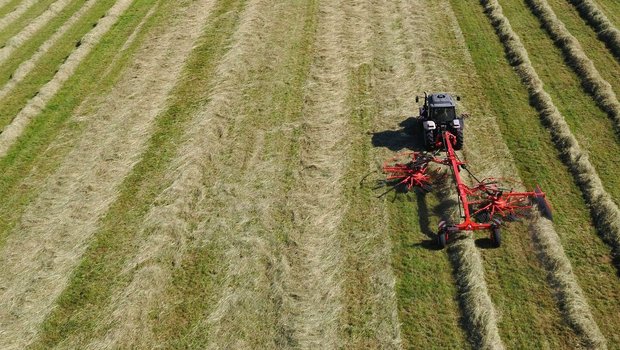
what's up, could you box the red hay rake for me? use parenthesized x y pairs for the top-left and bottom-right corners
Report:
(382, 131), (553, 248)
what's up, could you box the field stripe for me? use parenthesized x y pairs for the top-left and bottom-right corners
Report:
(27, 1), (246, 347)
(525, 0), (620, 136)
(567, 0), (620, 60)
(277, 0), (349, 348)
(479, 0), (609, 347)
(0, 0), (73, 65)
(0, 0), (39, 32)
(0, 0), (204, 347)
(0, 0), (134, 158)
(0, 0), (98, 102)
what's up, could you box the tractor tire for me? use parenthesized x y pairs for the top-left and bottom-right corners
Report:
(490, 226), (501, 248)
(437, 232), (448, 249)
(425, 130), (435, 151)
(454, 128), (464, 150)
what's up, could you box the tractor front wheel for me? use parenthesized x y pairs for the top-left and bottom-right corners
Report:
(425, 130), (435, 151)
(454, 128), (464, 150)
(490, 226), (501, 248)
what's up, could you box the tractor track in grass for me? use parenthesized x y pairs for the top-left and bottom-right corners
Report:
(0, 0), (134, 158)
(0, 0), (73, 65)
(0, 0), (38, 33)
(0, 0), (209, 347)
(567, 0), (620, 61)
(0, 0), (98, 102)
(482, 0), (620, 279)
(524, 0), (620, 138)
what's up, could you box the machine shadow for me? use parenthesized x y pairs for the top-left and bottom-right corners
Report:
(371, 117), (426, 152)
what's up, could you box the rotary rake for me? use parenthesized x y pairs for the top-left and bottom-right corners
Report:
(382, 131), (553, 248)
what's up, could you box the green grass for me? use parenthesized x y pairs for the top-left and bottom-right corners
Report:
(0, 1), (122, 247)
(0, 0), (57, 46)
(495, 0), (620, 206)
(0, 0), (27, 19)
(543, 0), (620, 97)
(150, 1), (319, 346)
(450, 0), (620, 347)
(0, 0), (117, 129)
(28, 1), (248, 347)
(0, 0), (89, 83)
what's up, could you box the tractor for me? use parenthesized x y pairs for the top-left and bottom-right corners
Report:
(417, 92), (465, 151)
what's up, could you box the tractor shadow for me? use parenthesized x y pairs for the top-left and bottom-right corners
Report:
(371, 117), (426, 152)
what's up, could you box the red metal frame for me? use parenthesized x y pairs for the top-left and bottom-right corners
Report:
(382, 131), (551, 235)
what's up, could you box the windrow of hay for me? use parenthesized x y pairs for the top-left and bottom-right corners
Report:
(0, 0), (133, 158)
(481, 0), (620, 271)
(0, 0), (202, 347)
(525, 0), (620, 134)
(0, 0), (73, 64)
(479, 0), (609, 347)
(0, 0), (38, 32)
(279, 0), (348, 348)
(396, 0), (504, 348)
(567, 0), (620, 61)
(0, 0), (99, 101)
(529, 213), (607, 349)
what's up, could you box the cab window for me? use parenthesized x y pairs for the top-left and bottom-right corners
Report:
(431, 107), (456, 122)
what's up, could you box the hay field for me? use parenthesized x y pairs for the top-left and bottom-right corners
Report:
(0, 0), (618, 349)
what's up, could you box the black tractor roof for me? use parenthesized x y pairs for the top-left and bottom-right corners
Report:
(428, 93), (456, 108)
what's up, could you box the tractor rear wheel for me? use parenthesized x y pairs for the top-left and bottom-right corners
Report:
(425, 130), (435, 151)
(490, 226), (501, 248)
(437, 232), (448, 249)
(454, 128), (464, 150)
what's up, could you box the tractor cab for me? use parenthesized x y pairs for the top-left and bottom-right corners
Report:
(417, 93), (464, 150)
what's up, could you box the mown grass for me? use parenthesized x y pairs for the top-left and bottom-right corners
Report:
(28, 0), (247, 347)
(0, 0), (88, 80)
(495, 0), (620, 205)
(0, 0), (30, 20)
(594, 0), (620, 29)
(0, 0), (117, 129)
(545, 0), (620, 96)
(450, 0), (620, 347)
(150, 1), (319, 347)
(0, 0), (57, 45)
(0, 0), (155, 251)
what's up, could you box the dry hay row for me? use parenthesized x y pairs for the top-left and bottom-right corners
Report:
(279, 0), (348, 348)
(87, 1), (279, 348)
(528, 214), (607, 349)
(331, 0), (403, 347)
(525, 0), (620, 135)
(0, 0), (98, 100)
(0, 0), (38, 32)
(100, 0), (160, 78)
(567, 0), (620, 61)
(0, 0), (133, 158)
(395, 0), (504, 348)
(0, 0), (14, 11)
(480, 0), (608, 348)
(0, 0), (73, 65)
(0, 0), (201, 348)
